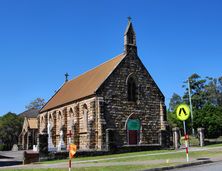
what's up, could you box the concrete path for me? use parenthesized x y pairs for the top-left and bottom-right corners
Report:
(171, 161), (222, 171)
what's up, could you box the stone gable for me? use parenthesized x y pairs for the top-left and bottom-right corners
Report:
(96, 50), (167, 147)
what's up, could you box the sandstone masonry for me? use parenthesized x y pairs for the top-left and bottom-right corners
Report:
(38, 19), (170, 152)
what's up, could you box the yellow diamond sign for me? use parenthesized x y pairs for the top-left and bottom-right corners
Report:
(176, 104), (190, 121)
(69, 144), (77, 159)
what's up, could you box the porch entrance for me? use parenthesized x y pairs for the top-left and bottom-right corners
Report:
(127, 119), (140, 145)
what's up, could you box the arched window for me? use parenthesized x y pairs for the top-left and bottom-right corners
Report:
(83, 105), (88, 132)
(41, 116), (44, 123)
(68, 108), (74, 131)
(127, 77), (137, 102)
(58, 112), (62, 130)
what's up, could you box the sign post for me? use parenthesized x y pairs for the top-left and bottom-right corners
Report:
(68, 144), (77, 171)
(176, 104), (191, 163)
(67, 130), (75, 171)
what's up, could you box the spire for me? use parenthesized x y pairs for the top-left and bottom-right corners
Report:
(124, 17), (137, 53)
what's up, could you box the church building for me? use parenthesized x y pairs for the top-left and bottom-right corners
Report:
(38, 19), (169, 151)
(19, 108), (39, 150)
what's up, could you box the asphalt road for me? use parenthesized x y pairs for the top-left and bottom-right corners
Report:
(172, 162), (222, 171)
(0, 151), (23, 167)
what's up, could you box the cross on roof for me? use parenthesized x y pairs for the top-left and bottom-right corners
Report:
(128, 16), (132, 22)
(65, 72), (69, 82)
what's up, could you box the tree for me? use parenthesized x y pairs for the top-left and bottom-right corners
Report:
(216, 76), (222, 106)
(168, 74), (222, 137)
(167, 108), (183, 129)
(168, 93), (184, 130)
(193, 104), (222, 138)
(204, 77), (221, 106)
(0, 112), (23, 150)
(169, 93), (182, 112)
(25, 98), (45, 110)
(168, 93), (192, 130)
(183, 73), (206, 109)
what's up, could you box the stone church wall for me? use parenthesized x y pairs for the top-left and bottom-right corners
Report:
(97, 51), (167, 148)
(38, 50), (168, 151)
(38, 96), (104, 151)
(38, 51), (168, 151)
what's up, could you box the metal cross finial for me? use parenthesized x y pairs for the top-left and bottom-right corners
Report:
(65, 72), (69, 82)
(128, 16), (132, 22)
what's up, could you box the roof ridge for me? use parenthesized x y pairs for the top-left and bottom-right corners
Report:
(70, 53), (125, 82)
(39, 82), (66, 113)
(40, 53), (126, 113)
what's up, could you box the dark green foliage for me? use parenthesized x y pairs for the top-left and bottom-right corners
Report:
(194, 104), (222, 138)
(168, 93), (183, 129)
(0, 112), (23, 150)
(168, 74), (222, 138)
(167, 107), (182, 129)
(0, 144), (5, 151)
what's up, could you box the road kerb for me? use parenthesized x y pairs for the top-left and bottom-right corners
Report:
(143, 160), (213, 171)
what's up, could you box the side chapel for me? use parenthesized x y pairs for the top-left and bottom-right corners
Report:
(18, 108), (39, 150)
(38, 19), (169, 151)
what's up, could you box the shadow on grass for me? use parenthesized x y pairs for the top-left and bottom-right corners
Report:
(0, 155), (13, 159)
(0, 161), (22, 167)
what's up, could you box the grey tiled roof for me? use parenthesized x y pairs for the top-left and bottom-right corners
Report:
(19, 108), (39, 118)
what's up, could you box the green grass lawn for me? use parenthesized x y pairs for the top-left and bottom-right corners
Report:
(4, 144), (222, 171)
(90, 149), (222, 163)
(204, 143), (222, 147)
(37, 149), (170, 164)
(38, 143), (222, 165)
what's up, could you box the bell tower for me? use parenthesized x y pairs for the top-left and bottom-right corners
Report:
(124, 17), (137, 54)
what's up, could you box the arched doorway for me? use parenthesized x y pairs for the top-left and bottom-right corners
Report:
(126, 114), (141, 145)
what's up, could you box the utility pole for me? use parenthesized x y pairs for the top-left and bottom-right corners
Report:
(188, 78), (194, 136)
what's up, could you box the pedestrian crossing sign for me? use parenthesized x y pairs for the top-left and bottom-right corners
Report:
(176, 104), (190, 121)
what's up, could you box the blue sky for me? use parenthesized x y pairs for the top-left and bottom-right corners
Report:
(0, 0), (222, 115)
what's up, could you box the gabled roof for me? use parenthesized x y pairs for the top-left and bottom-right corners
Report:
(40, 53), (126, 113)
(27, 118), (38, 129)
(21, 117), (38, 134)
(19, 108), (39, 118)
